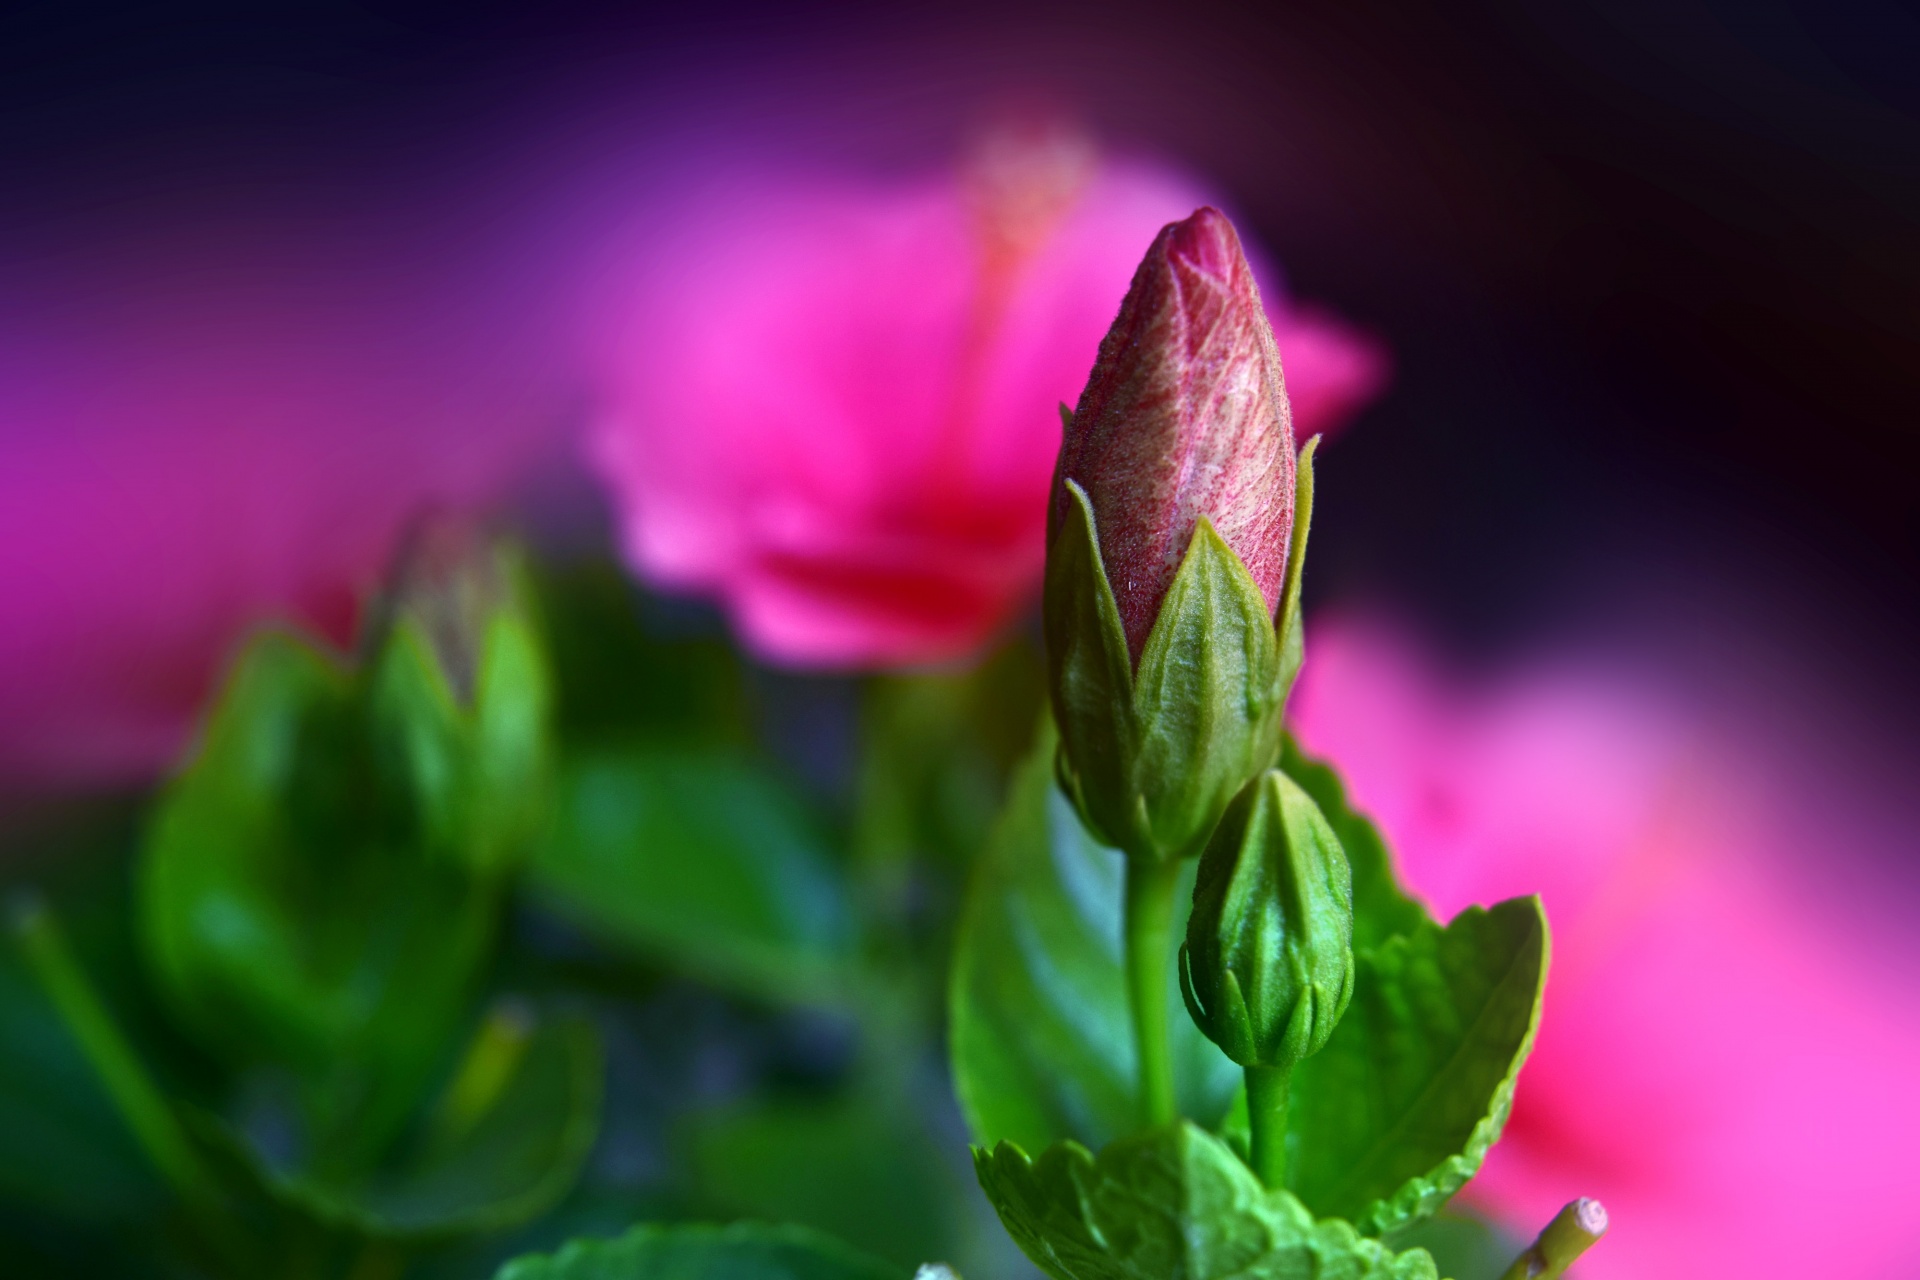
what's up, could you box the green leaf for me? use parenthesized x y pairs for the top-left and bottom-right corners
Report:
(529, 747), (856, 1004)
(140, 631), (497, 1166)
(493, 1222), (905, 1280)
(1287, 897), (1549, 1235)
(681, 1091), (963, 1272)
(0, 928), (169, 1223)
(197, 1010), (602, 1240)
(975, 1122), (1438, 1280)
(530, 559), (749, 750)
(1386, 1212), (1518, 1280)
(949, 718), (1237, 1156)
(853, 641), (1045, 878)
(1277, 739), (1427, 954)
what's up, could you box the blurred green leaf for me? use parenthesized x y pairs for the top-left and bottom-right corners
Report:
(948, 717), (1236, 1156)
(1287, 898), (1548, 1236)
(530, 560), (748, 750)
(140, 631), (499, 1166)
(0, 942), (167, 1223)
(975, 1121), (1436, 1280)
(682, 1091), (962, 1272)
(493, 1222), (904, 1280)
(1277, 739), (1427, 953)
(0, 818), (186, 1229)
(853, 642), (1044, 877)
(530, 747), (856, 1004)
(198, 1010), (602, 1241)
(1386, 1211), (1517, 1280)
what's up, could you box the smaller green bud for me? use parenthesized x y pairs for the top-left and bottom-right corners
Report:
(1180, 769), (1354, 1069)
(365, 515), (553, 875)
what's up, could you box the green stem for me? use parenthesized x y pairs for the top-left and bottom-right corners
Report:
(1244, 1063), (1292, 1187)
(1124, 858), (1182, 1127)
(1498, 1199), (1609, 1280)
(7, 893), (211, 1204)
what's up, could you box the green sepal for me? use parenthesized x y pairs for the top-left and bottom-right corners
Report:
(493, 1221), (906, 1280)
(1045, 480), (1288, 864)
(1276, 438), (1316, 700)
(1045, 481), (1139, 855)
(1181, 770), (1354, 1070)
(1130, 517), (1286, 861)
(1287, 897), (1549, 1235)
(974, 1122), (1438, 1280)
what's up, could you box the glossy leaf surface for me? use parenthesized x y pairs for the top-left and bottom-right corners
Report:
(1287, 897), (1549, 1235)
(949, 718), (1236, 1156)
(529, 747), (856, 1004)
(682, 1091), (963, 1271)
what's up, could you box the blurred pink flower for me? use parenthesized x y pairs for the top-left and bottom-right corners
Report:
(0, 242), (563, 785)
(588, 129), (1387, 669)
(1288, 617), (1920, 1280)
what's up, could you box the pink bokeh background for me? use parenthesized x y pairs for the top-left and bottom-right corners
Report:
(1290, 617), (1920, 1279)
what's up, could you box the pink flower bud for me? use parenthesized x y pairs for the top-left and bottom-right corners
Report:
(1051, 207), (1296, 664)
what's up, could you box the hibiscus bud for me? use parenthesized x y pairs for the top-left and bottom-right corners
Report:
(374, 515), (515, 705)
(1180, 769), (1354, 1069)
(1044, 207), (1314, 863)
(366, 514), (553, 875)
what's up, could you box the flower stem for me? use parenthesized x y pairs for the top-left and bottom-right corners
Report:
(1499, 1199), (1609, 1280)
(7, 892), (210, 1203)
(1244, 1062), (1292, 1187)
(1124, 857), (1182, 1127)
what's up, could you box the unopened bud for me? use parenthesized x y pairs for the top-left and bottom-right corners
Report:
(1051, 207), (1295, 660)
(1180, 769), (1353, 1069)
(367, 513), (552, 874)
(375, 515), (515, 705)
(1044, 208), (1313, 863)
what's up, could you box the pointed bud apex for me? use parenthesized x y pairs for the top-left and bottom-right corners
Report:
(373, 515), (516, 706)
(1044, 209), (1313, 863)
(1050, 206), (1295, 665)
(1180, 770), (1354, 1069)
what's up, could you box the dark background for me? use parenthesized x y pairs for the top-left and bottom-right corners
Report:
(6, 0), (1918, 738)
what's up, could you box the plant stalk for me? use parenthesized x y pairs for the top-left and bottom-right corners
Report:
(1498, 1198), (1609, 1280)
(7, 893), (211, 1203)
(1123, 857), (1182, 1127)
(1244, 1062), (1292, 1187)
